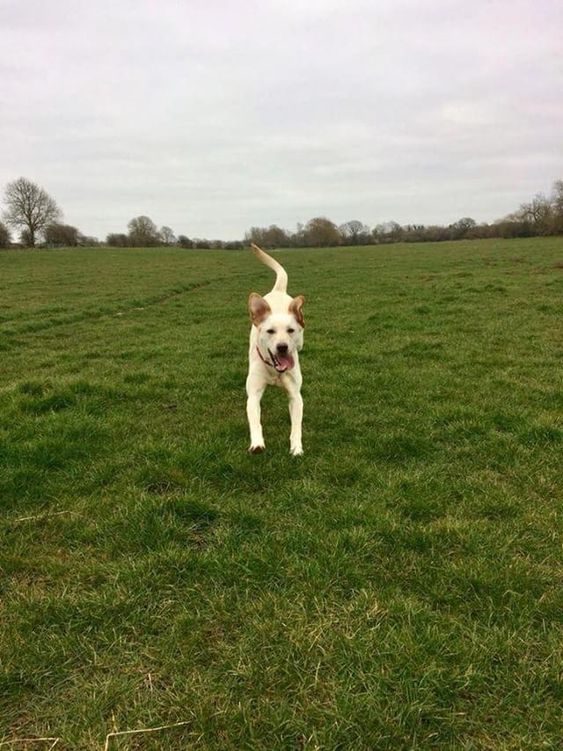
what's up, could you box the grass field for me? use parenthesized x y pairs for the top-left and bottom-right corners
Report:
(0, 238), (562, 750)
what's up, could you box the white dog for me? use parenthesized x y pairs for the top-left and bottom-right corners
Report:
(246, 244), (305, 455)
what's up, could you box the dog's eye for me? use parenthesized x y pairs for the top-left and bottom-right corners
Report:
(287, 328), (295, 334)
(266, 328), (275, 334)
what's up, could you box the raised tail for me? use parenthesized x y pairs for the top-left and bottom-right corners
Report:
(250, 243), (288, 294)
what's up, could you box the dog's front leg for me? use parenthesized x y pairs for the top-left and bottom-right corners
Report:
(284, 379), (303, 456)
(246, 378), (266, 453)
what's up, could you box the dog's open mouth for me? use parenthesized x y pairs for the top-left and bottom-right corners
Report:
(269, 349), (295, 373)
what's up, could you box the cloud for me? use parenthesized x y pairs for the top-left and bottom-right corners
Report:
(1, 0), (562, 238)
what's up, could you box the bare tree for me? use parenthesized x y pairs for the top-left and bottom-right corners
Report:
(293, 222), (306, 247)
(245, 224), (290, 248)
(20, 229), (34, 246)
(192, 238), (211, 249)
(177, 234), (192, 248)
(373, 221), (404, 243)
(128, 215), (160, 247)
(2, 177), (62, 247)
(78, 234), (100, 246)
(339, 220), (370, 245)
(304, 217), (340, 247)
(551, 180), (563, 213)
(517, 194), (553, 235)
(159, 226), (176, 246)
(245, 227), (265, 246)
(106, 233), (130, 247)
(45, 223), (79, 246)
(448, 217), (477, 239)
(0, 221), (10, 248)
(549, 180), (563, 234)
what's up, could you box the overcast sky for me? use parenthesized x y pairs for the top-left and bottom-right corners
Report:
(1, 0), (562, 240)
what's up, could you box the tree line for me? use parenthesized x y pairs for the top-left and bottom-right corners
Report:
(106, 216), (244, 250)
(1, 176), (562, 250)
(247, 179), (563, 247)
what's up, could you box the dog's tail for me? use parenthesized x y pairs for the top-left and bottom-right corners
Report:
(250, 243), (288, 293)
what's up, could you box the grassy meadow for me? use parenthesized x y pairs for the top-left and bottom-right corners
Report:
(0, 238), (562, 749)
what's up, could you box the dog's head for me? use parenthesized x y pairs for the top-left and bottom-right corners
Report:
(249, 293), (305, 372)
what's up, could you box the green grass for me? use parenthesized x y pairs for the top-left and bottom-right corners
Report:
(0, 238), (562, 750)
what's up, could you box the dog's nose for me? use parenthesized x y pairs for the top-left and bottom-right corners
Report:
(276, 343), (289, 355)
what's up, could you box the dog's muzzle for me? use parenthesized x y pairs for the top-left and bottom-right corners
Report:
(256, 346), (295, 373)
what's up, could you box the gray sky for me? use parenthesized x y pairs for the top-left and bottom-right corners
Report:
(1, 0), (562, 240)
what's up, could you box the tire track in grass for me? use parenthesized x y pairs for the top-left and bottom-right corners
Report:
(0, 267), (260, 345)
(1, 280), (211, 338)
(0, 270), (258, 358)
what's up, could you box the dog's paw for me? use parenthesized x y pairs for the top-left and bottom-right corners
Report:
(290, 445), (303, 457)
(249, 444), (266, 454)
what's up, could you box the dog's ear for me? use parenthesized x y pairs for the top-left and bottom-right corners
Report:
(248, 293), (271, 326)
(289, 295), (305, 328)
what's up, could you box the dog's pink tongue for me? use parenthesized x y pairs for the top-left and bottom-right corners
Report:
(277, 354), (295, 371)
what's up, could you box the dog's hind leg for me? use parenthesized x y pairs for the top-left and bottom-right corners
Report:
(246, 379), (266, 453)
